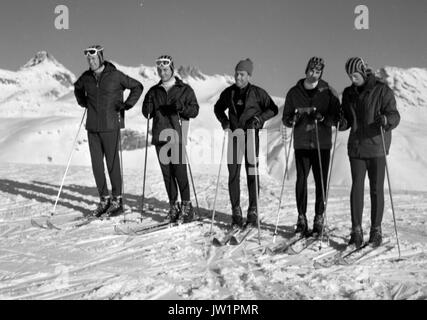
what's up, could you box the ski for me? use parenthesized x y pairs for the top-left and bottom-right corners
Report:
(115, 221), (172, 235)
(337, 239), (392, 266)
(30, 218), (49, 229)
(313, 239), (392, 268)
(313, 244), (367, 269)
(212, 227), (241, 247)
(287, 235), (319, 255)
(114, 218), (204, 236)
(229, 226), (256, 246)
(264, 234), (303, 255)
(287, 228), (337, 255)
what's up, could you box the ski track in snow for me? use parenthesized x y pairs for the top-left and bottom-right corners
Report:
(0, 162), (426, 300)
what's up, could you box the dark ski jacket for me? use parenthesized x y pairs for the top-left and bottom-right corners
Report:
(142, 77), (199, 146)
(214, 83), (279, 131)
(74, 61), (144, 132)
(340, 74), (400, 158)
(282, 79), (340, 150)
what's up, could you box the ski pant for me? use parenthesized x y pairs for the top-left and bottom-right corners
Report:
(155, 143), (190, 203)
(349, 157), (386, 229)
(88, 130), (122, 198)
(295, 149), (330, 217)
(227, 130), (260, 211)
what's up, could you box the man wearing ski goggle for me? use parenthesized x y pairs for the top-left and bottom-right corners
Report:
(74, 45), (143, 219)
(142, 54), (200, 224)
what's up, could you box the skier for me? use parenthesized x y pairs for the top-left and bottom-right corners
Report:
(338, 57), (400, 248)
(282, 57), (340, 236)
(142, 55), (200, 223)
(214, 58), (278, 229)
(74, 45), (143, 217)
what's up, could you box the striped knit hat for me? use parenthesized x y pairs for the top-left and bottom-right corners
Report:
(345, 57), (368, 78)
(305, 57), (325, 74)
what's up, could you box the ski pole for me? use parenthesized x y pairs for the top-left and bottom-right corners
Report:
(51, 109), (87, 217)
(251, 129), (262, 245)
(140, 117), (151, 221)
(177, 114), (200, 217)
(319, 120), (340, 248)
(118, 116), (125, 222)
(273, 120), (296, 243)
(313, 110), (328, 247)
(184, 143), (200, 217)
(209, 132), (227, 236)
(379, 122), (401, 259)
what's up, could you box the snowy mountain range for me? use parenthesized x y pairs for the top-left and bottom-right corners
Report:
(0, 52), (426, 191)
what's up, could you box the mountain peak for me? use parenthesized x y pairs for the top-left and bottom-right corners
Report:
(21, 51), (59, 69)
(177, 65), (206, 81)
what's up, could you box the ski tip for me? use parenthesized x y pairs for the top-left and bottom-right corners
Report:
(212, 238), (222, 247)
(46, 220), (61, 230)
(229, 237), (239, 246)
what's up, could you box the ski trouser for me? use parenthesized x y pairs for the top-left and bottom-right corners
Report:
(295, 149), (330, 217)
(349, 157), (386, 229)
(88, 130), (122, 198)
(155, 143), (190, 203)
(227, 130), (260, 210)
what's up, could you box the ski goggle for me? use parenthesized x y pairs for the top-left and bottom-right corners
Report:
(156, 59), (172, 68)
(84, 48), (103, 57)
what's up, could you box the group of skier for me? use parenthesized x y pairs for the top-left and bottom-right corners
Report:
(74, 45), (400, 249)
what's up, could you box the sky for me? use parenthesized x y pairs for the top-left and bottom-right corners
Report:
(0, 0), (426, 97)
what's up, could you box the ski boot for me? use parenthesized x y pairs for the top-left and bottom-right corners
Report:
(369, 226), (382, 247)
(167, 201), (181, 223)
(181, 201), (195, 223)
(312, 214), (324, 235)
(295, 214), (309, 236)
(348, 225), (364, 248)
(231, 206), (244, 229)
(103, 196), (124, 218)
(91, 196), (111, 218)
(245, 207), (258, 228)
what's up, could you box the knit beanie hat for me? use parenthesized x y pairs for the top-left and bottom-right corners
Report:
(235, 58), (253, 76)
(345, 57), (368, 78)
(305, 57), (325, 74)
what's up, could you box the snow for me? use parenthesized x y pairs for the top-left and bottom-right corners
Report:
(0, 52), (426, 300)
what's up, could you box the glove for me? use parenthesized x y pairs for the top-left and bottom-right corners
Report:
(222, 120), (230, 131)
(375, 114), (387, 127)
(313, 112), (324, 122)
(245, 116), (263, 130)
(338, 118), (348, 130)
(116, 102), (131, 112)
(291, 112), (301, 125)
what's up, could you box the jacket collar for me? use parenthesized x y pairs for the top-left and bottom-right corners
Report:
(232, 82), (252, 93)
(296, 78), (329, 94)
(156, 76), (185, 88)
(352, 73), (377, 95)
(85, 61), (116, 76)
